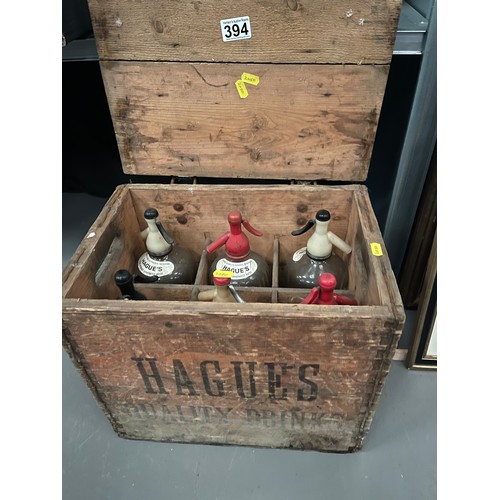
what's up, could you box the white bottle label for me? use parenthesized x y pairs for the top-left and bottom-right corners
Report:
(216, 258), (257, 280)
(292, 247), (307, 262)
(138, 253), (175, 277)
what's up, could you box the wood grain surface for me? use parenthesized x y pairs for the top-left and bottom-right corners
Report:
(88, 0), (401, 64)
(101, 62), (388, 181)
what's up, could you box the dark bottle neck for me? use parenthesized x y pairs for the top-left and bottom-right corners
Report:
(117, 282), (146, 300)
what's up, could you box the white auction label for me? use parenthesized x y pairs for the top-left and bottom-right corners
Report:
(215, 258), (257, 279)
(292, 247), (307, 262)
(220, 16), (251, 42)
(138, 254), (175, 277)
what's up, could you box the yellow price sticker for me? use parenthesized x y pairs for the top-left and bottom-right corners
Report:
(235, 80), (248, 99)
(213, 270), (234, 278)
(241, 72), (260, 86)
(370, 242), (383, 256)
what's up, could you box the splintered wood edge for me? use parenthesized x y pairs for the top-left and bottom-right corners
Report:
(352, 190), (405, 448)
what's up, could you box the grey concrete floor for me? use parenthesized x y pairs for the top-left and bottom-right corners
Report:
(62, 192), (437, 500)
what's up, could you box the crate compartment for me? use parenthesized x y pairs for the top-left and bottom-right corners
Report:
(64, 183), (359, 302)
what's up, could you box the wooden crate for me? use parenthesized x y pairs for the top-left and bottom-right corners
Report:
(62, 0), (405, 452)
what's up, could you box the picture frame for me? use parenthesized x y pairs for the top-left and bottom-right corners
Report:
(406, 231), (437, 370)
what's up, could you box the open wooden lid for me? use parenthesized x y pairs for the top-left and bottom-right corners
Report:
(89, 0), (402, 181)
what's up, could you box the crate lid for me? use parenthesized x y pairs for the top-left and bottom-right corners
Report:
(89, 0), (402, 182)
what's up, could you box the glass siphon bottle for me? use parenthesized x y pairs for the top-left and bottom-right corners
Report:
(300, 273), (358, 305)
(206, 211), (271, 287)
(284, 209), (351, 289)
(136, 208), (198, 284)
(114, 269), (147, 300)
(197, 271), (245, 303)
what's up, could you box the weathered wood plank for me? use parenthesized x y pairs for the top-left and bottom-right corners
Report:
(354, 189), (405, 314)
(63, 303), (395, 451)
(63, 186), (143, 299)
(128, 184), (356, 265)
(88, 0), (401, 64)
(101, 62), (388, 181)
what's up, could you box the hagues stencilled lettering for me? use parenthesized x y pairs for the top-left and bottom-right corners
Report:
(131, 357), (320, 402)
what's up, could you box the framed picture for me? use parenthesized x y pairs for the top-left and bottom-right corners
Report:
(406, 231), (437, 370)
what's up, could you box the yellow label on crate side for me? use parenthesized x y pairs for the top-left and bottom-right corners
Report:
(241, 72), (260, 86)
(213, 270), (235, 278)
(370, 242), (383, 256)
(235, 80), (248, 98)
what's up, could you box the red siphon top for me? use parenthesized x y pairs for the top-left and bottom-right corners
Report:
(207, 211), (263, 261)
(300, 273), (358, 306)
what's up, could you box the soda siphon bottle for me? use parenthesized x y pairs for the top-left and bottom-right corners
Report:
(136, 208), (198, 284)
(206, 211), (271, 287)
(284, 209), (351, 289)
(197, 271), (245, 303)
(114, 269), (147, 300)
(300, 273), (358, 305)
